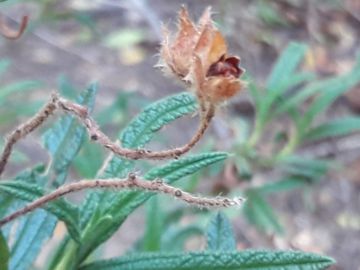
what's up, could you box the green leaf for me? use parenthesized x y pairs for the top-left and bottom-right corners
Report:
(9, 210), (56, 270)
(43, 83), (97, 182)
(243, 189), (283, 234)
(302, 56), (360, 128)
(142, 197), (163, 251)
(0, 230), (9, 270)
(102, 92), (197, 178)
(0, 181), (80, 242)
(258, 42), (307, 126)
(72, 138), (104, 178)
(274, 76), (336, 116)
(0, 166), (57, 270)
(305, 116), (360, 142)
(2, 86), (97, 270)
(266, 42), (308, 94)
(207, 212), (236, 251)
(80, 92), (197, 225)
(280, 155), (331, 181)
(79, 152), (228, 261)
(80, 250), (335, 270)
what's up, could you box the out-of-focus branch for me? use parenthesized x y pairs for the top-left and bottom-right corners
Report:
(0, 15), (28, 40)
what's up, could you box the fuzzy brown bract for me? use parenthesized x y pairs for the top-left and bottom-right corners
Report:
(159, 6), (245, 106)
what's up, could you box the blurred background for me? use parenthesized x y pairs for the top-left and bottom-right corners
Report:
(1, 0), (360, 269)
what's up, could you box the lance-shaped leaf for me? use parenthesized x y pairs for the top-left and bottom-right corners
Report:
(0, 181), (80, 242)
(207, 212), (236, 251)
(2, 85), (96, 270)
(79, 250), (335, 270)
(80, 92), (197, 226)
(79, 152), (228, 261)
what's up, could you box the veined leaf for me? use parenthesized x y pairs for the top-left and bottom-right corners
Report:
(305, 116), (360, 142)
(80, 92), (197, 226)
(207, 212), (236, 251)
(102, 92), (197, 178)
(9, 210), (56, 270)
(79, 152), (228, 261)
(79, 250), (335, 270)
(0, 166), (57, 270)
(0, 181), (80, 242)
(43, 83), (97, 180)
(3, 86), (97, 270)
(0, 230), (9, 270)
(243, 189), (283, 234)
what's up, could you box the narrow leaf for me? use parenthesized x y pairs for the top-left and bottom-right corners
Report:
(305, 116), (360, 142)
(207, 212), (236, 251)
(9, 210), (56, 270)
(102, 92), (197, 178)
(142, 197), (163, 251)
(0, 181), (80, 242)
(243, 189), (283, 234)
(257, 177), (307, 194)
(258, 42), (307, 125)
(79, 152), (228, 260)
(80, 92), (197, 226)
(302, 56), (360, 128)
(43, 83), (97, 180)
(80, 250), (335, 270)
(4, 86), (97, 270)
(266, 42), (308, 94)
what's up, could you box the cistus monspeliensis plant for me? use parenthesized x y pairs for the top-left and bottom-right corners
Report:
(0, 5), (335, 270)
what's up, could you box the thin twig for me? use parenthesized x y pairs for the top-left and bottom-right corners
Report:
(0, 93), (214, 177)
(58, 97), (215, 160)
(0, 15), (29, 40)
(0, 174), (244, 227)
(0, 93), (58, 175)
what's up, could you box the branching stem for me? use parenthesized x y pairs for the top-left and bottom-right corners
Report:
(0, 92), (214, 177)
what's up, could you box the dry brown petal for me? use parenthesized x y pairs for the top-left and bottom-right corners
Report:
(158, 6), (245, 105)
(205, 77), (243, 103)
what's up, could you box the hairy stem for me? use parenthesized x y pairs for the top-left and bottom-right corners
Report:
(0, 93), (58, 175)
(0, 93), (214, 177)
(0, 174), (244, 227)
